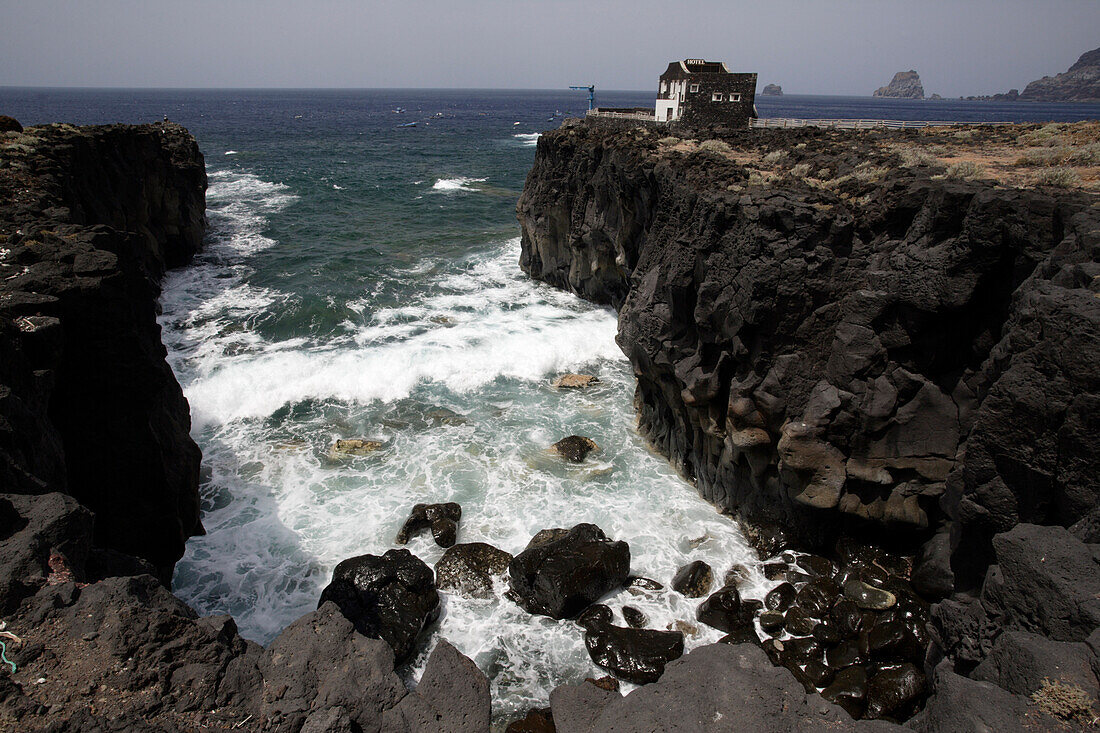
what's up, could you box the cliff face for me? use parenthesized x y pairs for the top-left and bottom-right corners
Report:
(1020, 47), (1100, 102)
(873, 71), (924, 99)
(518, 122), (1099, 590)
(0, 122), (206, 580)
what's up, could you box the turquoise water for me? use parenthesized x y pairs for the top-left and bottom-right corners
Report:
(3, 88), (1097, 721)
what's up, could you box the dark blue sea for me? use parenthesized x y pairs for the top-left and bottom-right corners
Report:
(2, 88), (1097, 721)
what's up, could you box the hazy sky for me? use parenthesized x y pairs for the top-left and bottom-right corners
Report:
(1, 0), (1097, 96)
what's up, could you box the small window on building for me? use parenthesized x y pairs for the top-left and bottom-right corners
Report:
(712, 92), (724, 102)
(730, 93), (742, 102)
(689, 84), (699, 93)
(660, 82), (668, 94)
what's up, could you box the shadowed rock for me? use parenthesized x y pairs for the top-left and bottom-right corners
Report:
(395, 502), (463, 548)
(671, 560), (713, 597)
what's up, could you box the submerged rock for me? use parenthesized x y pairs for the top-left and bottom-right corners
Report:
(318, 548), (440, 665)
(328, 438), (385, 458)
(435, 542), (512, 599)
(552, 373), (600, 389)
(508, 523), (630, 619)
(622, 606), (648, 628)
(551, 435), (599, 462)
(671, 560), (714, 598)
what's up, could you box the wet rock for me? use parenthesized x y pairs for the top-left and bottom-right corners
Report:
(435, 542), (512, 599)
(780, 636), (822, 667)
(552, 373), (599, 389)
(586, 676), (620, 692)
(843, 579), (896, 611)
(622, 606), (647, 628)
(395, 502), (462, 547)
(795, 579), (836, 618)
(864, 664), (926, 721)
(720, 626), (761, 646)
(328, 438), (384, 458)
(577, 603), (613, 631)
(759, 610), (785, 634)
(822, 665), (868, 718)
(551, 435), (599, 462)
(804, 659), (835, 688)
(624, 576), (663, 591)
(508, 523), (630, 619)
(827, 638), (869, 670)
(696, 584), (762, 633)
(318, 548), (441, 665)
(427, 407), (467, 426)
(505, 707), (554, 733)
(784, 606), (816, 636)
(765, 582), (796, 612)
(379, 639), (490, 733)
(724, 564), (752, 588)
(583, 620), (685, 685)
(812, 620), (842, 645)
(796, 554), (835, 577)
(671, 560), (713, 597)
(762, 562), (788, 581)
(867, 619), (922, 663)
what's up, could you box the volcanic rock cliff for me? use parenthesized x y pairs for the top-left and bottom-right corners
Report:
(0, 122), (206, 581)
(873, 71), (925, 99)
(517, 121), (1100, 591)
(1020, 47), (1100, 102)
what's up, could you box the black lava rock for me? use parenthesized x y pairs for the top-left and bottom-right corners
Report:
(696, 584), (762, 634)
(435, 542), (512, 599)
(671, 560), (714, 598)
(508, 523), (630, 619)
(318, 548), (441, 665)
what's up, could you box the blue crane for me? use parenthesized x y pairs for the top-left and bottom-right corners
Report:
(569, 85), (595, 111)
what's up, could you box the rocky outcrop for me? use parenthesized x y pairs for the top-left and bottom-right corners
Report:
(517, 122), (1100, 590)
(0, 122), (205, 581)
(762, 84), (783, 96)
(873, 71), (924, 99)
(1021, 47), (1100, 102)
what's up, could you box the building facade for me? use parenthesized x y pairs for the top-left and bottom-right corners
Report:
(655, 60), (757, 127)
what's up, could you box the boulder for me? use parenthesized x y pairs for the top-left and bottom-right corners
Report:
(0, 115), (22, 133)
(0, 492), (93, 613)
(972, 630), (1098, 704)
(395, 502), (462, 548)
(581, 609), (684, 684)
(988, 523), (1100, 642)
(863, 664), (926, 720)
(670, 560), (713, 597)
(318, 549), (441, 664)
(551, 435), (599, 462)
(696, 584), (762, 634)
(508, 523), (629, 619)
(908, 661), (1061, 732)
(263, 602), (406, 731)
(380, 640), (490, 733)
(505, 707), (555, 733)
(435, 542), (512, 599)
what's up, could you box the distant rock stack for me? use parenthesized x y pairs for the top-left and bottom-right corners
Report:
(762, 83), (783, 96)
(1020, 47), (1100, 102)
(873, 70), (925, 99)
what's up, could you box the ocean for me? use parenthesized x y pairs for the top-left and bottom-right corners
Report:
(3, 88), (1098, 721)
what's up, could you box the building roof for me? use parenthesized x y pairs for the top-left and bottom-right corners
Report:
(660, 59), (732, 79)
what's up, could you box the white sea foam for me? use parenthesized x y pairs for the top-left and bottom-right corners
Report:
(431, 176), (487, 192)
(513, 132), (541, 147)
(164, 167), (766, 720)
(224, 150), (238, 155)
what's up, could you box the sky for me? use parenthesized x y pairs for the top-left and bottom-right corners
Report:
(1, 0), (1097, 96)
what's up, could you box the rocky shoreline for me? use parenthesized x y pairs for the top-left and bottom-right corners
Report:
(517, 120), (1100, 727)
(1, 118), (1097, 731)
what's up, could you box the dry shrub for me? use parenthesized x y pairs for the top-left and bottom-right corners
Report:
(697, 139), (733, 155)
(789, 162), (812, 178)
(899, 149), (939, 168)
(945, 160), (983, 180)
(763, 150), (788, 166)
(1030, 678), (1098, 726)
(1034, 167), (1082, 188)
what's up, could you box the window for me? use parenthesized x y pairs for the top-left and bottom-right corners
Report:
(712, 92), (724, 102)
(660, 82), (668, 94)
(730, 93), (742, 102)
(689, 84), (699, 93)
